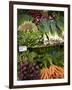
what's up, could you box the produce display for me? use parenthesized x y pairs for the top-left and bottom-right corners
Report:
(17, 9), (64, 80)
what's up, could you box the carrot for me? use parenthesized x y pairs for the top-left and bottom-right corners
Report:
(55, 69), (61, 75)
(41, 72), (44, 79)
(45, 69), (49, 79)
(44, 68), (48, 79)
(40, 69), (45, 79)
(55, 66), (64, 73)
(46, 68), (49, 79)
(54, 68), (64, 78)
(55, 72), (59, 78)
(58, 66), (64, 73)
(40, 68), (49, 79)
(40, 66), (64, 79)
(48, 66), (52, 78)
(48, 65), (56, 78)
(53, 72), (56, 78)
(49, 65), (64, 79)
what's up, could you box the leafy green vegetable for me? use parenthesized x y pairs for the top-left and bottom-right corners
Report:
(17, 30), (43, 47)
(17, 46), (64, 69)
(38, 16), (64, 38)
(38, 19), (51, 34)
(17, 14), (34, 26)
(18, 21), (38, 32)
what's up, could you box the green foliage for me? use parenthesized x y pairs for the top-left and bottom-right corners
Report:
(18, 46), (64, 69)
(53, 50), (64, 67)
(56, 16), (64, 33)
(17, 50), (38, 63)
(17, 30), (43, 47)
(38, 19), (51, 34)
(38, 18), (63, 37)
(18, 14), (34, 26)
(27, 51), (37, 63)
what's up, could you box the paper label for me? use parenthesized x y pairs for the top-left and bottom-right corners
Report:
(19, 46), (27, 52)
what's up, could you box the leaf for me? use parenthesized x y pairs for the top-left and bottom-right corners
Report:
(56, 20), (64, 33)
(17, 30), (43, 47)
(28, 51), (37, 62)
(18, 14), (34, 26)
(49, 20), (57, 36)
(55, 16), (64, 35)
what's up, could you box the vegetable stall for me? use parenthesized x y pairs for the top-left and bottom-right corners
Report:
(17, 9), (64, 80)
